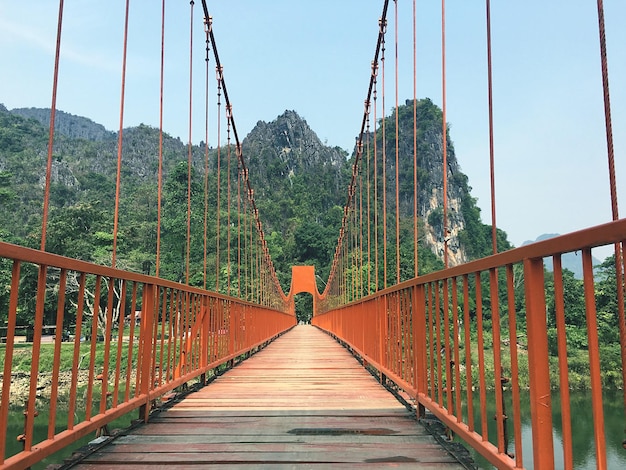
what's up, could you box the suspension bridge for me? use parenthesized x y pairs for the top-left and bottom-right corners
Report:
(1, 1), (625, 469)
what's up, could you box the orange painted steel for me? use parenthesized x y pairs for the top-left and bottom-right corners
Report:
(440, 0), (449, 269)
(185, 0), (194, 284)
(485, 0), (498, 255)
(0, 241), (294, 470)
(111, 0), (131, 269)
(40, 0), (64, 252)
(412, 0), (419, 277)
(314, 218), (626, 470)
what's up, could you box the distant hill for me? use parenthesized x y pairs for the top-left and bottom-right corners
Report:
(0, 102), (509, 289)
(522, 233), (601, 279)
(10, 107), (114, 142)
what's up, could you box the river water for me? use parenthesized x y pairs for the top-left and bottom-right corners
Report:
(3, 390), (625, 468)
(3, 400), (134, 469)
(466, 389), (626, 469)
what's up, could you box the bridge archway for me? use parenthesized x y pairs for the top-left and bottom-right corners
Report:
(294, 293), (313, 324)
(289, 265), (322, 318)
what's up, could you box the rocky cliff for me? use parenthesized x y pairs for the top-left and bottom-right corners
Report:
(242, 110), (350, 234)
(369, 98), (481, 266)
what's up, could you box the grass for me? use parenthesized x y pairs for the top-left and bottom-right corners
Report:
(1, 341), (138, 374)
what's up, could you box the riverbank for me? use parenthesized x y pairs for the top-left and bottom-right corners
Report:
(1, 370), (96, 406)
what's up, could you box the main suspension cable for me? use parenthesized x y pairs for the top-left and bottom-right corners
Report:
(323, 0), (390, 297)
(201, 0), (282, 299)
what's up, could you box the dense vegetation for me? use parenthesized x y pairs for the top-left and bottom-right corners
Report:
(0, 102), (622, 388)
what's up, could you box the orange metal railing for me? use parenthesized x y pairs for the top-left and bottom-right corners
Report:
(0, 241), (294, 470)
(314, 219), (626, 470)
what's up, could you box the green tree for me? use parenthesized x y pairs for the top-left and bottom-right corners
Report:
(45, 203), (109, 261)
(545, 268), (587, 354)
(594, 255), (622, 344)
(160, 161), (204, 283)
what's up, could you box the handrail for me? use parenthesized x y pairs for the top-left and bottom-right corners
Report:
(314, 218), (626, 469)
(0, 241), (295, 469)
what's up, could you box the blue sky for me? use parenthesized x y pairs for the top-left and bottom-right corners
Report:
(0, 1), (624, 257)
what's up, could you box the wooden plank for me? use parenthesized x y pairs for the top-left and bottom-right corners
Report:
(70, 325), (466, 468)
(79, 450), (459, 464)
(75, 463), (463, 470)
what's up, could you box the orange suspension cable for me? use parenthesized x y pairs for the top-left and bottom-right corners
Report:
(245, 180), (251, 300)
(242, 178), (248, 299)
(381, 17), (388, 288)
(237, 162), (242, 297)
(348, 171), (354, 299)
(350, 187), (359, 300)
(354, 201), (358, 300)
(112, 0), (131, 269)
(366, 103), (372, 294)
(186, 0), (194, 284)
(249, 200), (254, 300)
(250, 191), (255, 300)
(202, 15), (211, 289)
(486, 0), (497, 255)
(263, 241), (268, 304)
(215, 65), (222, 291)
(156, 0), (166, 277)
(256, 234), (261, 303)
(257, 241), (261, 305)
(340, 229), (345, 303)
(323, 1), (390, 298)
(394, 0), (400, 284)
(373, 68), (379, 292)
(244, 190), (249, 299)
(111, 0), (130, 267)
(345, 228), (349, 302)
(202, 0), (282, 300)
(441, 0), (449, 268)
(41, 0), (64, 251)
(319, 0), (390, 300)
(413, 0), (419, 276)
(359, 144), (364, 297)
(226, 106), (232, 294)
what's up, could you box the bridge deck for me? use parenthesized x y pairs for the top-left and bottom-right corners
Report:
(70, 325), (466, 469)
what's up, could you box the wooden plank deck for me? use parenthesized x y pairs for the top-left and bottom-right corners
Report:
(70, 325), (467, 468)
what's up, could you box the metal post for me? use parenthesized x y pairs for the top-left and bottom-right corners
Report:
(523, 258), (554, 469)
(139, 284), (156, 422)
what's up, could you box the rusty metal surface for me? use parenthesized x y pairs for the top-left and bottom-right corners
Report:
(70, 325), (465, 468)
